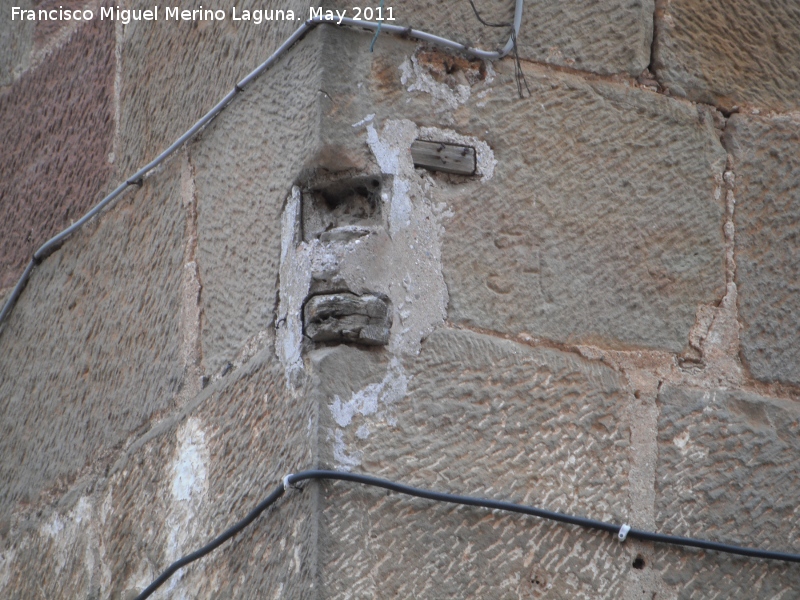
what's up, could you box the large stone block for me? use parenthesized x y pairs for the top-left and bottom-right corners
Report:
(0, 162), (185, 520)
(654, 385), (800, 596)
(191, 29), (324, 375)
(117, 0), (309, 176)
(442, 72), (727, 352)
(0, 347), (317, 600)
(104, 349), (316, 599)
(313, 328), (633, 598)
(330, 0), (654, 76)
(0, 15), (115, 289)
(725, 114), (800, 386)
(653, 0), (800, 111)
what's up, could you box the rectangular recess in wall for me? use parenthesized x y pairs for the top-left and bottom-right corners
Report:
(411, 140), (476, 175)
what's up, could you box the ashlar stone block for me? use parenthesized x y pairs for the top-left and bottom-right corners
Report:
(313, 328), (633, 599)
(0, 15), (114, 289)
(191, 29), (324, 375)
(654, 0), (800, 111)
(118, 0), (310, 176)
(725, 114), (800, 386)
(439, 65), (728, 352)
(0, 162), (185, 521)
(654, 385), (800, 596)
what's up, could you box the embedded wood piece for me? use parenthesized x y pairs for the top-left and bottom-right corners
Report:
(304, 293), (392, 346)
(318, 225), (375, 243)
(411, 140), (476, 175)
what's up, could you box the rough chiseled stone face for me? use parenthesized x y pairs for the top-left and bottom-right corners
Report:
(117, 0), (310, 176)
(2, 7), (800, 598)
(0, 0), (33, 85)
(314, 31), (727, 353)
(191, 31), (323, 376)
(654, 385), (800, 596)
(0, 15), (115, 289)
(515, 0), (654, 76)
(329, 0), (654, 76)
(725, 114), (800, 386)
(0, 164), (185, 520)
(654, 0), (800, 111)
(435, 64), (727, 353)
(313, 328), (633, 599)
(0, 347), (317, 600)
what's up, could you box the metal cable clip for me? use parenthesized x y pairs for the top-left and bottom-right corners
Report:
(618, 523), (631, 542)
(283, 474), (294, 491)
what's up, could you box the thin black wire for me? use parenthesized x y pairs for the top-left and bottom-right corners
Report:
(467, 0), (530, 98)
(132, 469), (800, 600)
(467, 0), (510, 27)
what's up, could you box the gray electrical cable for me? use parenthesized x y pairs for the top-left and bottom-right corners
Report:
(0, 1), (525, 330)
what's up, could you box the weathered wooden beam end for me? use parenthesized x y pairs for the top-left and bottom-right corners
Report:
(410, 139), (477, 175)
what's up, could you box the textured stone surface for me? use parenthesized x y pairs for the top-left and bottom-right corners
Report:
(30, 0), (92, 52)
(440, 68), (727, 351)
(516, 0), (653, 76)
(654, 0), (800, 111)
(0, 0), (33, 85)
(0, 14), (115, 289)
(104, 348), (316, 600)
(191, 29), (323, 375)
(0, 345), (318, 600)
(314, 30), (727, 352)
(0, 162), (185, 520)
(117, 0), (310, 176)
(726, 114), (800, 386)
(2, 6), (799, 598)
(654, 385), (800, 596)
(314, 328), (633, 598)
(330, 0), (654, 76)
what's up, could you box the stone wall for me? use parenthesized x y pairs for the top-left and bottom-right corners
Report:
(0, 1), (798, 598)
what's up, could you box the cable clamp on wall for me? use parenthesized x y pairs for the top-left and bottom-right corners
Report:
(618, 524), (631, 542)
(283, 474), (295, 491)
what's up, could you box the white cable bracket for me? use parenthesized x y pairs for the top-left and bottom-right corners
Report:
(618, 523), (631, 542)
(283, 474), (295, 491)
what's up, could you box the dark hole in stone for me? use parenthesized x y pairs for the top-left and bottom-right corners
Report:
(632, 555), (646, 570)
(320, 191), (342, 210)
(303, 176), (383, 241)
(530, 572), (546, 587)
